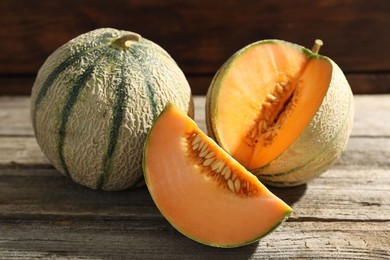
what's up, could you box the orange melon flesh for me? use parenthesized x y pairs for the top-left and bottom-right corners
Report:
(143, 103), (292, 247)
(213, 42), (331, 169)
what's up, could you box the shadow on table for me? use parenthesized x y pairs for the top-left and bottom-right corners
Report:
(1, 168), (306, 259)
(267, 183), (308, 206)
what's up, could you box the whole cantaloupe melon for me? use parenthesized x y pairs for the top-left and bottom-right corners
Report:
(31, 28), (193, 191)
(206, 39), (354, 187)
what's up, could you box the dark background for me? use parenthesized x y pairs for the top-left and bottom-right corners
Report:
(0, 0), (389, 95)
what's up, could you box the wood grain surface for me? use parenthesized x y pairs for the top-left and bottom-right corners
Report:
(0, 0), (389, 95)
(0, 95), (389, 259)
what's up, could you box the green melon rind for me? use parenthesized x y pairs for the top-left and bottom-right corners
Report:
(206, 40), (354, 187)
(253, 59), (354, 186)
(144, 103), (292, 248)
(31, 28), (193, 191)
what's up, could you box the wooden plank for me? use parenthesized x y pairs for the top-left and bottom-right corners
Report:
(0, 220), (388, 259)
(0, 96), (33, 136)
(0, 151), (389, 221)
(1, 95), (390, 137)
(0, 0), (389, 75)
(351, 95), (390, 137)
(0, 167), (389, 221)
(0, 137), (49, 166)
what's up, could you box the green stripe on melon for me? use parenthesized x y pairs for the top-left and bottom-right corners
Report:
(31, 28), (193, 191)
(98, 50), (129, 189)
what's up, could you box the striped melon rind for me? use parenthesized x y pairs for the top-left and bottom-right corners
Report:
(31, 28), (193, 190)
(255, 61), (354, 186)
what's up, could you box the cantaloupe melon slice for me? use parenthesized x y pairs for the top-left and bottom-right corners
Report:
(143, 103), (292, 248)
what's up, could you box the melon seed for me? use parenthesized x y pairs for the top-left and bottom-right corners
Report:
(205, 151), (216, 159)
(246, 77), (298, 147)
(199, 141), (208, 152)
(267, 93), (278, 102)
(258, 120), (267, 133)
(234, 179), (241, 193)
(199, 146), (210, 158)
(223, 166), (231, 180)
(275, 84), (284, 95)
(227, 179), (235, 192)
(250, 127), (258, 139)
(203, 157), (214, 166)
(192, 134), (202, 146)
(187, 133), (252, 196)
(197, 140), (206, 151)
(216, 162), (225, 173)
(245, 180), (249, 190)
(263, 130), (273, 139)
(192, 142), (200, 151)
(211, 159), (224, 171)
(263, 101), (272, 108)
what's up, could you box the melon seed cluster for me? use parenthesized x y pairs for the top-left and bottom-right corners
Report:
(188, 132), (258, 196)
(246, 78), (296, 147)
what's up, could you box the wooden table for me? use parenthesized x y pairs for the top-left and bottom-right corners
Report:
(0, 95), (389, 259)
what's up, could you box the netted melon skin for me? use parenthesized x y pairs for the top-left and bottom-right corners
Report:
(31, 28), (193, 190)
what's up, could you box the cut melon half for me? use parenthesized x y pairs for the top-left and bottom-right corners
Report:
(143, 103), (292, 248)
(206, 39), (354, 186)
